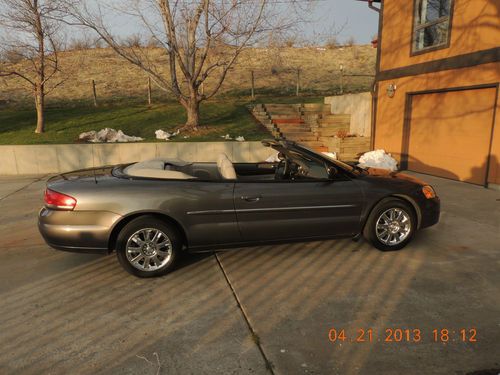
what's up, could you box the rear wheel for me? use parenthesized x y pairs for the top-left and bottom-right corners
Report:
(363, 198), (416, 251)
(116, 216), (181, 277)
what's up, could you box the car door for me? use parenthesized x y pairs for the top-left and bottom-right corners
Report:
(169, 181), (241, 247)
(234, 164), (363, 242)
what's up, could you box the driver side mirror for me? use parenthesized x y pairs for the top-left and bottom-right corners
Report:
(327, 166), (338, 179)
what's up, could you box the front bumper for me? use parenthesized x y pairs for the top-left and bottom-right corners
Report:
(419, 197), (440, 229)
(38, 207), (121, 254)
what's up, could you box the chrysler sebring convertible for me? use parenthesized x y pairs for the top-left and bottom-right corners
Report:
(38, 139), (440, 277)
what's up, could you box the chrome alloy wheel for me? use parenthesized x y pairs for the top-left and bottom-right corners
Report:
(375, 208), (412, 246)
(125, 228), (172, 271)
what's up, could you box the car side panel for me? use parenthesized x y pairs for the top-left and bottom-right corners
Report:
(355, 176), (440, 229)
(44, 178), (241, 248)
(234, 179), (364, 241)
(38, 208), (120, 252)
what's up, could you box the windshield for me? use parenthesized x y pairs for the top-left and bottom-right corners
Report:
(295, 144), (361, 174)
(287, 150), (330, 179)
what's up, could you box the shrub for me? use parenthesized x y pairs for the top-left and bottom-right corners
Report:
(345, 36), (356, 47)
(325, 36), (339, 49)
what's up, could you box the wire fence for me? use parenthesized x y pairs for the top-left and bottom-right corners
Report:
(1, 68), (375, 109)
(214, 67), (375, 99)
(78, 69), (375, 108)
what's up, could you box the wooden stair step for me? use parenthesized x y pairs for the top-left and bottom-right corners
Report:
(300, 141), (326, 148)
(322, 114), (351, 119)
(270, 113), (301, 118)
(265, 103), (300, 107)
(273, 118), (304, 124)
(252, 110), (268, 116)
(301, 107), (330, 111)
(278, 125), (311, 132)
(265, 108), (299, 113)
(268, 113), (300, 117)
(314, 146), (330, 153)
(340, 137), (370, 142)
(282, 133), (318, 141)
(318, 120), (350, 126)
(317, 129), (349, 137)
(302, 103), (330, 109)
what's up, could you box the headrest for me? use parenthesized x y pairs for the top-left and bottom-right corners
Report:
(217, 153), (237, 180)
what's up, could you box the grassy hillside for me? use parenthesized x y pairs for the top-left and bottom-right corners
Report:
(0, 99), (285, 145)
(0, 45), (376, 105)
(0, 46), (375, 145)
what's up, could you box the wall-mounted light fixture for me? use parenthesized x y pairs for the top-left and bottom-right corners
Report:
(387, 83), (397, 98)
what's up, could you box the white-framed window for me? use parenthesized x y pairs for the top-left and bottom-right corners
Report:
(413, 0), (453, 53)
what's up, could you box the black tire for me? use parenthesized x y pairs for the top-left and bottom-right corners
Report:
(116, 216), (181, 277)
(363, 198), (417, 251)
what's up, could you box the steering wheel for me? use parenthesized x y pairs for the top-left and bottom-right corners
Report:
(274, 157), (294, 180)
(275, 158), (290, 180)
(275, 157), (310, 180)
(290, 159), (309, 180)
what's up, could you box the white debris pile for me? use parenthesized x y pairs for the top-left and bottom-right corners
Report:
(78, 130), (97, 142)
(321, 151), (337, 160)
(155, 129), (180, 141)
(358, 149), (398, 171)
(221, 134), (245, 142)
(266, 152), (280, 162)
(78, 128), (143, 143)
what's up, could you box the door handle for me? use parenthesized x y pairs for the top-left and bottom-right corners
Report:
(241, 195), (262, 202)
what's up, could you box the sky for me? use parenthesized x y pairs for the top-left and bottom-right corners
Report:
(104, 0), (380, 46)
(306, 0), (380, 44)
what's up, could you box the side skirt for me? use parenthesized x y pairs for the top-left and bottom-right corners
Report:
(186, 233), (361, 253)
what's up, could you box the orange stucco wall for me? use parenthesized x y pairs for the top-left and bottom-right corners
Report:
(379, 0), (500, 71)
(374, 62), (500, 185)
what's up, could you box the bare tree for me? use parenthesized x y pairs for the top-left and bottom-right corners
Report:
(0, 0), (63, 133)
(66, 30), (100, 51)
(62, 0), (311, 130)
(345, 36), (356, 47)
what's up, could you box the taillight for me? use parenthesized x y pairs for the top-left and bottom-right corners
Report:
(44, 189), (77, 210)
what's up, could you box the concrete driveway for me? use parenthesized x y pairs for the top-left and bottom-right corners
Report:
(0, 173), (499, 375)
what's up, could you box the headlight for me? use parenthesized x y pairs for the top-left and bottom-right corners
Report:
(422, 185), (436, 199)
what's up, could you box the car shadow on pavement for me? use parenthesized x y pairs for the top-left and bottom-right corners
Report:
(0, 246), (263, 374)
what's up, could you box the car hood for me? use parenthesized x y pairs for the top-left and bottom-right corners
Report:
(363, 167), (428, 186)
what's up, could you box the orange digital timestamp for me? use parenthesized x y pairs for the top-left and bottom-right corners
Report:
(327, 328), (477, 343)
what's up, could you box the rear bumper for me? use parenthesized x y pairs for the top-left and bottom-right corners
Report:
(38, 207), (121, 254)
(42, 241), (110, 254)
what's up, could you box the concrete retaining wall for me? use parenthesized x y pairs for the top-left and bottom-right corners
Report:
(324, 92), (372, 137)
(0, 142), (276, 176)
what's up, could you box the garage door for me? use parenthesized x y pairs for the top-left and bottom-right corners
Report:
(408, 87), (496, 185)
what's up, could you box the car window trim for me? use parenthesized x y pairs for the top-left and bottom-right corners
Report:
(234, 175), (352, 184)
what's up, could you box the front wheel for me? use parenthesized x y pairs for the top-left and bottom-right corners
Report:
(363, 198), (416, 251)
(116, 216), (181, 277)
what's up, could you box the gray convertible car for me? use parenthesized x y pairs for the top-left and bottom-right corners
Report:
(39, 139), (440, 277)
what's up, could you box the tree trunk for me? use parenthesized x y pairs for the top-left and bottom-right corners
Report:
(184, 97), (200, 129)
(34, 85), (45, 134)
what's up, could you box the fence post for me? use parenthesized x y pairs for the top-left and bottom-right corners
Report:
(147, 77), (152, 105)
(251, 70), (255, 100)
(339, 65), (344, 95)
(296, 68), (300, 96)
(92, 79), (98, 107)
